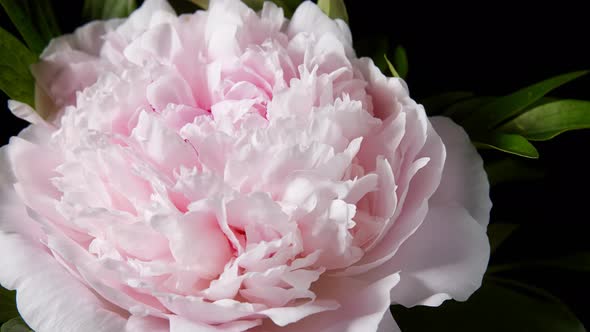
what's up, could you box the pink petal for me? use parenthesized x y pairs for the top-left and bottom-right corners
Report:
(429, 116), (492, 226)
(7, 100), (45, 125)
(0, 233), (126, 332)
(169, 315), (260, 332)
(116, 0), (176, 41)
(387, 205), (490, 307)
(264, 274), (400, 332)
(126, 316), (169, 332)
(287, 1), (353, 58)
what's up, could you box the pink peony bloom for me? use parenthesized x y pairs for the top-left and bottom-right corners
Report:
(0, 0), (491, 331)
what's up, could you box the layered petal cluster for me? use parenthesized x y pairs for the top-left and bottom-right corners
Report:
(0, 0), (491, 331)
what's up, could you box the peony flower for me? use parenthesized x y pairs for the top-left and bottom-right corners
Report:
(0, 0), (491, 331)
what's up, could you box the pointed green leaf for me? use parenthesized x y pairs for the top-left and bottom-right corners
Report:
(0, 0), (60, 54)
(500, 99), (590, 141)
(1, 317), (31, 332)
(384, 53), (400, 78)
(368, 37), (389, 74)
(420, 91), (474, 115)
(487, 223), (519, 253)
(391, 277), (586, 332)
(0, 27), (37, 106)
(393, 45), (408, 79)
(473, 133), (539, 159)
(82, 0), (137, 20)
(317, 0), (349, 23)
(463, 70), (588, 131)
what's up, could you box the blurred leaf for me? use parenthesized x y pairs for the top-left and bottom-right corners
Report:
(392, 277), (586, 332)
(82, 0), (137, 20)
(33, 0), (60, 41)
(242, 0), (264, 10)
(463, 70), (588, 131)
(271, 0), (304, 18)
(167, 0), (201, 13)
(474, 133), (539, 159)
(500, 99), (590, 141)
(443, 96), (496, 122)
(366, 37), (388, 74)
(488, 223), (519, 253)
(392, 45), (408, 79)
(420, 91), (474, 115)
(484, 157), (545, 186)
(488, 252), (590, 275)
(317, 0), (348, 23)
(0, 0), (60, 54)
(188, 0), (208, 9)
(0, 27), (37, 106)
(0, 287), (18, 324)
(0, 317), (31, 332)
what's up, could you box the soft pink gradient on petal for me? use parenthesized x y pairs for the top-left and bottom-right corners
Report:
(429, 116), (492, 226)
(0, 0), (490, 331)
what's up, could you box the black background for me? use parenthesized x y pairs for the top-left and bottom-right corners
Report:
(1, 0), (589, 328)
(348, 2), (590, 326)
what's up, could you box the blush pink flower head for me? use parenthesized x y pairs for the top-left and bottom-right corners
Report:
(0, 0), (491, 331)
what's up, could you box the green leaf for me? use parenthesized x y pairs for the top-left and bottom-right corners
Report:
(1, 317), (32, 332)
(167, 0), (201, 14)
(487, 223), (519, 253)
(473, 133), (539, 159)
(484, 157), (545, 186)
(82, 0), (137, 20)
(499, 99), (590, 141)
(392, 45), (408, 79)
(384, 53), (400, 78)
(391, 277), (586, 332)
(0, 0), (60, 54)
(463, 70), (588, 131)
(0, 287), (18, 324)
(0, 27), (37, 106)
(242, 0), (264, 10)
(317, 0), (349, 23)
(269, 0), (302, 17)
(420, 91), (474, 115)
(443, 96), (496, 122)
(368, 37), (389, 74)
(188, 0), (208, 9)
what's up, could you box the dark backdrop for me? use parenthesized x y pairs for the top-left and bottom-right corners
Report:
(347, 2), (590, 325)
(1, 0), (589, 327)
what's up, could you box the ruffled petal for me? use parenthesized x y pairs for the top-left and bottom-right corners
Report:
(288, 1), (353, 58)
(264, 274), (400, 332)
